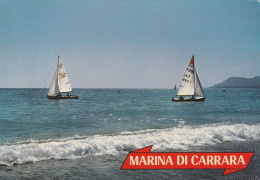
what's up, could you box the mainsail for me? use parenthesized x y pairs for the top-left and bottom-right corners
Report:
(195, 71), (205, 97)
(177, 56), (195, 96)
(57, 57), (72, 93)
(48, 56), (72, 95)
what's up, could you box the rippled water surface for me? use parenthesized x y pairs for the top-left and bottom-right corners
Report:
(0, 88), (259, 179)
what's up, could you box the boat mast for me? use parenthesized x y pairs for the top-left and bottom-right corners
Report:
(190, 55), (195, 97)
(56, 56), (60, 95)
(57, 56), (60, 69)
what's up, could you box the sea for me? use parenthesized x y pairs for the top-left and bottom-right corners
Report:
(0, 88), (259, 180)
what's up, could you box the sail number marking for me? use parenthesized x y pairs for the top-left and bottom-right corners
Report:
(59, 72), (67, 79)
(182, 78), (192, 84)
(186, 68), (194, 74)
(184, 73), (190, 78)
(181, 67), (194, 84)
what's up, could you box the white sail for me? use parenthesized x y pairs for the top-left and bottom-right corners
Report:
(48, 69), (59, 95)
(57, 57), (72, 93)
(195, 70), (205, 97)
(177, 56), (195, 96)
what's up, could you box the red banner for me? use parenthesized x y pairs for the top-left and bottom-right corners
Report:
(121, 146), (253, 175)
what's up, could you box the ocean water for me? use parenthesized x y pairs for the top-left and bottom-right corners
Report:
(0, 88), (259, 179)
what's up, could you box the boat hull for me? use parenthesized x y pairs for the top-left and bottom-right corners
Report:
(172, 97), (205, 102)
(47, 95), (79, 99)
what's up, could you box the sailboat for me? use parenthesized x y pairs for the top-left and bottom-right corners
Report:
(173, 84), (177, 90)
(47, 56), (79, 99)
(172, 55), (205, 101)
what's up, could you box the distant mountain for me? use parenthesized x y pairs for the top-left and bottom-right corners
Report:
(211, 76), (260, 88)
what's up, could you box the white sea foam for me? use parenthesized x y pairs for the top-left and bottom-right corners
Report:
(0, 123), (259, 166)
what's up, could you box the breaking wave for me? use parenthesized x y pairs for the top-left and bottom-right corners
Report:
(0, 123), (259, 166)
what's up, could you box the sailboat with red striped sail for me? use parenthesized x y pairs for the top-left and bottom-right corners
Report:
(172, 55), (205, 101)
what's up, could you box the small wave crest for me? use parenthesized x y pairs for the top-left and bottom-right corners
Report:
(0, 123), (259, 166)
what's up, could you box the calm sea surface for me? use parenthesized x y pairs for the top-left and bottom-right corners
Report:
(0, 88), (259, 179)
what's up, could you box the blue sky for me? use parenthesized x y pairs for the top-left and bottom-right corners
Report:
(0, 0), (259, 88)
